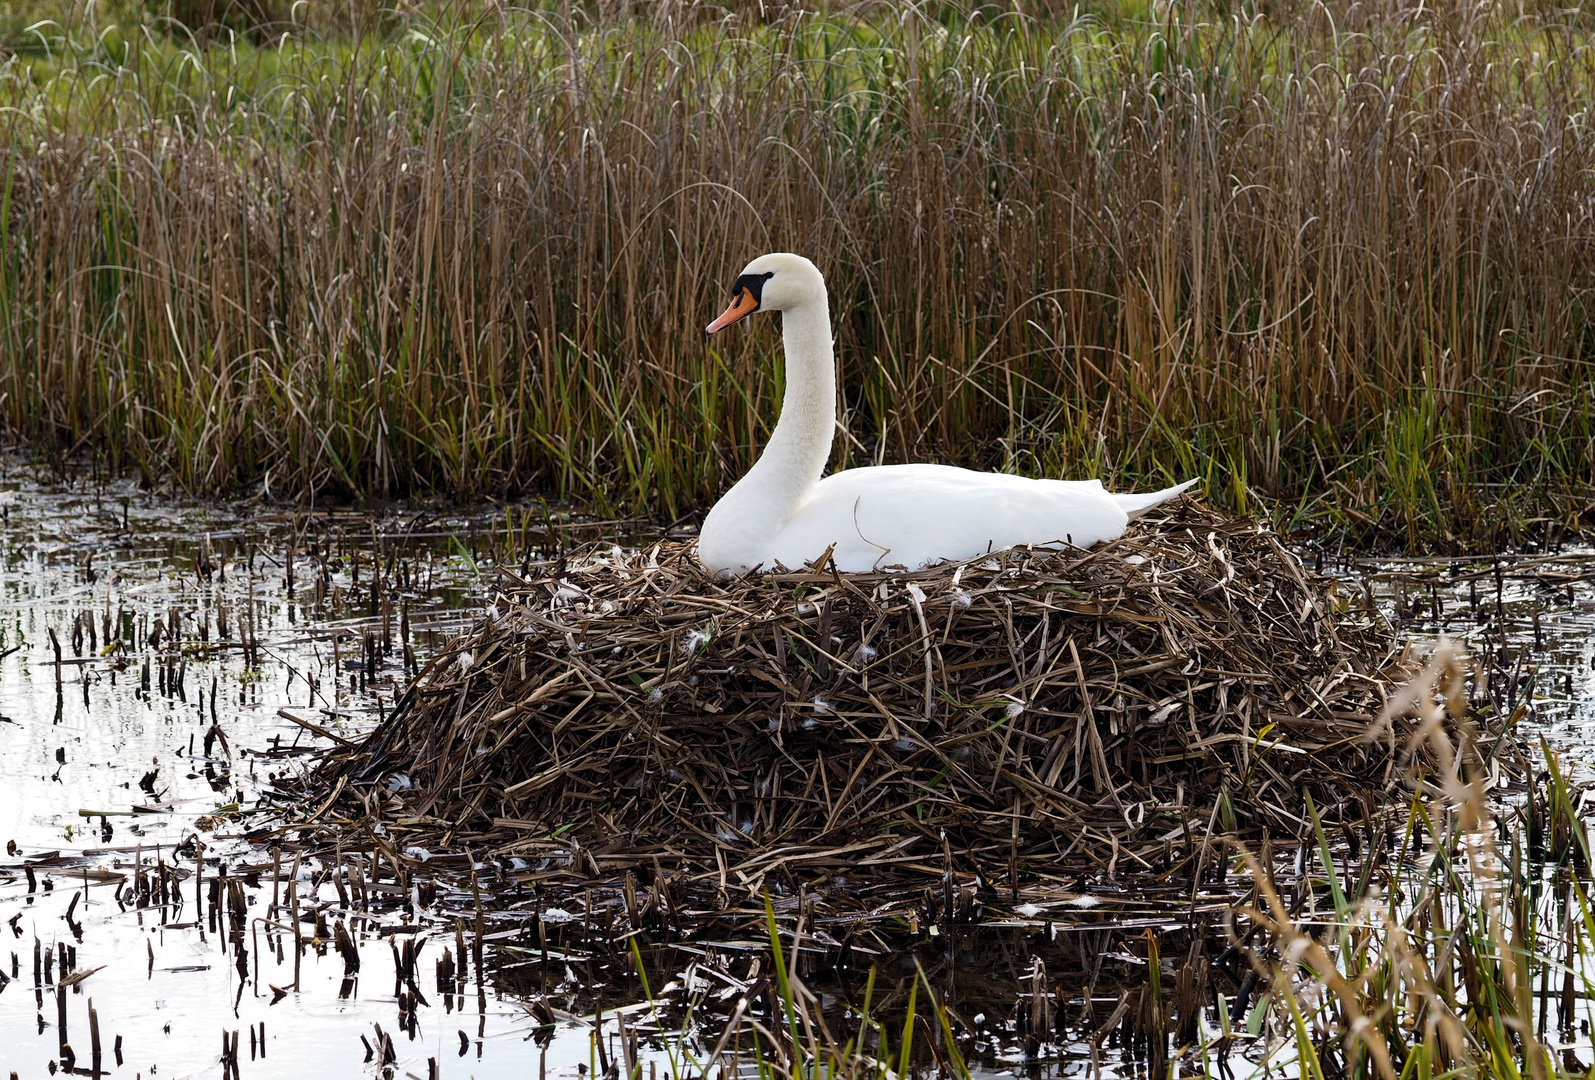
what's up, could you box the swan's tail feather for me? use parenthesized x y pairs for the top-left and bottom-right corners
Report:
(1114, 478), (1200, 520)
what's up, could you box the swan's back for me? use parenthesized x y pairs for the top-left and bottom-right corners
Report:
(764, 464), (1130, 572)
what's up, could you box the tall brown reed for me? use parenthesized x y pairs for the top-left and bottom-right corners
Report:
(1232, 643), (1595, 1078)
(1, 1), (1591, 538)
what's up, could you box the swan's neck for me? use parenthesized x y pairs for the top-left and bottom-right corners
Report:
(727, 300), (835, 522)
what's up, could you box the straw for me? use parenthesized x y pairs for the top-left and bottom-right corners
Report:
(286, 504), (1435, 884)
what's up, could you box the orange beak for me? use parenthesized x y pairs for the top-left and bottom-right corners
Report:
(705, 287), (759, 335)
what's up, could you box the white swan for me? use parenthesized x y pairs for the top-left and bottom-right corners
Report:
(697, 253), (1196, 576)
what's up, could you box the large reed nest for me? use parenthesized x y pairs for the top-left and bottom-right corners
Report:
(292, 504), (1425, 886)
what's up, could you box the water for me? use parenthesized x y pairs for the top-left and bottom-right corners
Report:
(0, 462), (587, 1078)
(1329, 547), (1595, 754)
(0, 462), (1592, 1079)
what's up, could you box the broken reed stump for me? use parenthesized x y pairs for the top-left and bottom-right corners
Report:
(288, 504), (1438, 885)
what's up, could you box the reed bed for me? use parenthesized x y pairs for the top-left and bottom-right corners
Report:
(1228, 644), (1595, 1080)
(0, 0), (1592, 540)
(285, 504), (1446, 884)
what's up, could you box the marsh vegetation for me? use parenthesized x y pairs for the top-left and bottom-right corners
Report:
(2, 1), (1595, 1076)
(1, 0), (1591, 542)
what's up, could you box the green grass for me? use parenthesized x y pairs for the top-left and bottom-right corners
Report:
(1, 1), (1592, 544)
(610, 896), (967, 1080)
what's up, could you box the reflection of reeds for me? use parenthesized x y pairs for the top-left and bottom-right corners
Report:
(1234, 643), (1593, 1079)
(621, 900), (971, 1080)
(1, 2), (1592, 537)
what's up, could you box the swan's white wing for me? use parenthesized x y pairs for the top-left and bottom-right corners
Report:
(765, 464), (1129, 572)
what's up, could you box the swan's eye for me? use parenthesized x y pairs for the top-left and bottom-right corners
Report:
(732, 270), (776, 304)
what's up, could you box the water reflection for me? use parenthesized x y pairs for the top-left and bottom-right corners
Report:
(0, 462), (567, 1077)
(1325, 545), (1595, 751)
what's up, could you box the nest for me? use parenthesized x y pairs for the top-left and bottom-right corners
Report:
(289, 504), (1425, 886)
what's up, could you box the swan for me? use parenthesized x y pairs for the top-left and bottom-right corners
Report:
(697, 253), (1196, 576)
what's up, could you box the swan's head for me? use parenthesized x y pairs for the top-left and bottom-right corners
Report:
(705, 253), (824, 334)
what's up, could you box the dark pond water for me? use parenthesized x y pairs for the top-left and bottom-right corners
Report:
(1332, 545), (1595, 754)
(0, 461), (585, 1077)
(0, 459), (1591, 1079)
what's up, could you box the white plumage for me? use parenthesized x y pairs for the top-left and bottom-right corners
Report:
(698, 253), (1195, 576)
